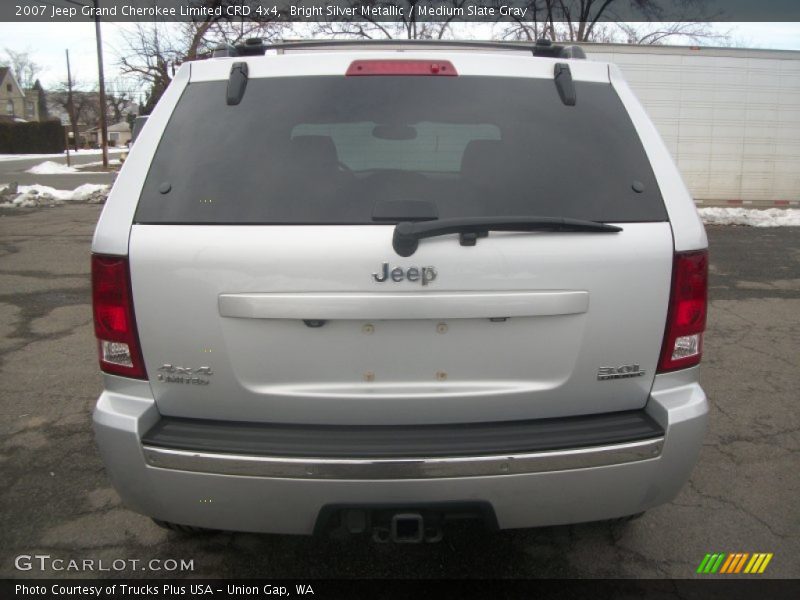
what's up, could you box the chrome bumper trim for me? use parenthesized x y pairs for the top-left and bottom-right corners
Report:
(142, 438), (664, 480)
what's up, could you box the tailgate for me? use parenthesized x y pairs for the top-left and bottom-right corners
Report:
(130, 223), (672, 425)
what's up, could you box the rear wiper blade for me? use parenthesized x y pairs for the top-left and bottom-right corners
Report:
(392, 216), (622, 257)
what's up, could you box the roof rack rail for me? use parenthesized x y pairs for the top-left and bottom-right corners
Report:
(211, 39), (586, 60)
(531, 39), (587, 59)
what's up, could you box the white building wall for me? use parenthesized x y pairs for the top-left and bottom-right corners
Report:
(585, 45), (800, 204)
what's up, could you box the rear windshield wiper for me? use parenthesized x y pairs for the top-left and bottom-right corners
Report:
(392, 216), (622, 257)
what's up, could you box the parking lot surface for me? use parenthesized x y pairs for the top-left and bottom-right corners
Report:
(0, 153), (119, 190)
(0, 204), (798, 578)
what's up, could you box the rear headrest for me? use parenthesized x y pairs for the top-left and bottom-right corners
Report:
(287, 135), (339, 169)
(460, 140), (509, 183)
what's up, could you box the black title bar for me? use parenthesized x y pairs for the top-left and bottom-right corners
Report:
(3, 578), (800, 600)
(4, 0), (800, 22)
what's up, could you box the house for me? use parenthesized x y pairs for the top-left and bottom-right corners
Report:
(106, 120), (132, 146)
(0, 67), (39, 121)
(86, 120), (132, 147)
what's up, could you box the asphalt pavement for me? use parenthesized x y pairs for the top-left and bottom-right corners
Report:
(0, 205), (798, 579)
(0, 152), (120, 189)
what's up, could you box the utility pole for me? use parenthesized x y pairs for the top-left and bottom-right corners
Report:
(64, 125), (71, 167)
(65, 49), (79, 153)
(93, 0), (109, 168)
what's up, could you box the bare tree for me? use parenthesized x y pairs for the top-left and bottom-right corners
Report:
(118, 17), (291, 114)
(616, 22), (730, 45)
(306, 0), (721, 45)
(50, 82), (98, 149)
(1, 48), (42, 89)
(117, 23), (181, 115)
(496, 0), (722, 45)
(311, 1), (468, 40)
(190, 19), (294, 52)
(104, 80), (133, 123)
(495, 0), (558, 42)
(81, 91), (105, 133)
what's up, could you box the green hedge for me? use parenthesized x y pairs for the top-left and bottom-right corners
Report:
(0, 120), (65, 154)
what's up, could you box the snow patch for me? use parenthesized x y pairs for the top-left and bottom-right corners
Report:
(26, 161), (80, 174)
(699, 207), (800, 227)
(0, 183), (109, 207)
(70, 183), (110, 201)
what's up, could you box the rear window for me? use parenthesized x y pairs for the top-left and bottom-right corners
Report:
(135, 75), (667, 224)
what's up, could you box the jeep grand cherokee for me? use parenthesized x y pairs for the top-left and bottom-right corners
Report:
(92, 40), (708, 541)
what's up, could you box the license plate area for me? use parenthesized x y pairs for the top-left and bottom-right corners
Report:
(225, 315), (583, 387)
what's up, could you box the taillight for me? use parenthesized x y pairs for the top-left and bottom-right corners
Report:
(346, 60), (457, 77)
(91, 254), (147, 379)
(658, 250), (708, 372)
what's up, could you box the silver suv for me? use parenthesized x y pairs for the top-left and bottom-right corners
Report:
(92, 40), (708, 541)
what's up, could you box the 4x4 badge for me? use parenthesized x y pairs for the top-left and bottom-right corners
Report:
(597, 364), (646, 380)
(157, 364), (213, 385)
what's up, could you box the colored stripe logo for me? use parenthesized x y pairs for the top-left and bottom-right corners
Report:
(697, 553), (773, 574)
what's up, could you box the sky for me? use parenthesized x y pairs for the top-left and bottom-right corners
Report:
(0, 21), (798, 95)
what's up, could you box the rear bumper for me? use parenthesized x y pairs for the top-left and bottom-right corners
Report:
(140, 408), (665, 479)
(93, 369), (707, 534)
(142, 438), (664, 480)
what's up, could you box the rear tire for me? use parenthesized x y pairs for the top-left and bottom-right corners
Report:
(151, 518), (214, 534)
